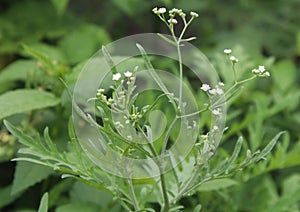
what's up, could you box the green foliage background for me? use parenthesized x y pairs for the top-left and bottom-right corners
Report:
(0, 0), (299, 211)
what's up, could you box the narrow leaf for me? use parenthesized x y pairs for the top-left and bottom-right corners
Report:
(254, 131), (285, 162)
(102, 45), (117, 74)
(38, 192), (49, 212)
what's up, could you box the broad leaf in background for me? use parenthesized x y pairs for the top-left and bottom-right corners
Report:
(0, 60), (37, 85)
(0, 186), (23, 208)
(0, 89), (60, 120)
(11, 162), (53, 195)
(59, 25), (111, 64)
(51, 0), (69, 15)
(272, 60), (297, 92)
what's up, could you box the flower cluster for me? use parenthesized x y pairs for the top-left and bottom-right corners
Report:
(152, 7), (199, 26)
(252, 65), (270, 77)
(200, 82), (224, 95)
(224, 48), (239, 63)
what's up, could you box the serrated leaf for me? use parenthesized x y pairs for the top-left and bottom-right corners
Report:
(11, 161), (53, 195)
(198, 178), (238, 191)
(38, 192), (49, 212)
(0, 89), (60, 120)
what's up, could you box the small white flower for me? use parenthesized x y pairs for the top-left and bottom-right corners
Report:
(169, 8), (180, 14)
(190, 11), (199, 18)
(152, 7), (158, 14)
(168, 18), (178, 24)
(230, 56), (238, 63)
(218, 82), (224, 87)
(265, 71), (270, 77)
(209, 89), (217, 95)
(252, 69), (260, 74)
(158, 7), (166, 14)
(258, 65), (265, 73)
(112, 73), (121, 81)
(215, 88), (224, 95)
(213, 126), (219, 130)
(200, 83), (211, 91)
(124, 71), (133, 78)
(212, 108), (221, 115)
(224, 49), (232, 54)
(97, 88), (105, 93)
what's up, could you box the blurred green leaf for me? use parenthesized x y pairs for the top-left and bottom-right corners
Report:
(0, 60), (37, 84)
(198, 179), (238, 191)
(51, 0), (69, 15)
(0, 89), (60, 120)
(59, 25), (110, 64)
(11, 162), (53, 195)
(55, 203), (102, 212)
(0, 186), (23, 208)
(272, 60), (296, 92)
(297, 31), (300, 56)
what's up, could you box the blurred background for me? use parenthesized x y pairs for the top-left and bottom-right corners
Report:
(0, 0), (299, 211)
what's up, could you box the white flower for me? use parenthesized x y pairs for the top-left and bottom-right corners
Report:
(265, 71), (270, 77)
(97, 88), (105, 93)
(230, 56), (238, 63)
(200, 83), (211, 91)
(215, 88), (224, 95)
(112, 73), (121, 81)
(224, 49), (232, 54)
(158, 7), (166, 14)
(169, 8), (180, 14)
(209, 89), (217, 95)
(258, 65), (265, 73)
(124, 71), (133, 78)
(252, 69), (260, 74)
(152, 7), (158, 14)
(168, 18), (178, 24)
(213, 126), (219, 130)
(218, 82), (224, 87)
(190, 11), (199, 18)
(212, 108), (221, 115)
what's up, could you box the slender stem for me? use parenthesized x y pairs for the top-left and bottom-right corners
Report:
(137, 126), (170, 211)
(232, 63), (237, 83)
(126, 177), (140, 211)
(177, 44), (183, 110)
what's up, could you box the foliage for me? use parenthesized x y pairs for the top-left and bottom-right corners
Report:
(0, 0), (299, 211)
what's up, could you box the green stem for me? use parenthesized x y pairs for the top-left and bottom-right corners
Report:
(126, 177), (140, 211)
(136, 126), (170, 211)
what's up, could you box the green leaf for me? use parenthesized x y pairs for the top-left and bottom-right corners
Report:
(51, 0), (69, 15)
(0, 185), (23, 208)
(0, 60), (37, 84)
(272, 60), (296, 92)
(297, 31), (300, 56)
(59, 25), (110, 64)
(70, 182), (114, 208)
(38, 192), (49, 212)
(0, 89), (60, 120)
(11, 161), (53, 195)
(55, 203), (102, 212)
(198, 178), (238, 191)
